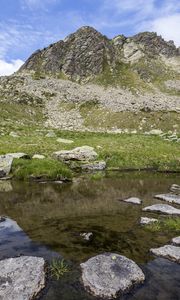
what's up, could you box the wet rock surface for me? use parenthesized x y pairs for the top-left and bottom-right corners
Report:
(0, 256), (45, 300)
(80, 253), (145, 298)
(170, 184), (180, 194)
(143, 204), (180, 215)
(154, 193), (180, 205)
(150, 245), (180, 263)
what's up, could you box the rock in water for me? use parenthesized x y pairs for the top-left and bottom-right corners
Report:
(172, 236), (180, 246)
(0, 155), (13, 178)
(123, 197), (142, 205)
(80, 253), (145, 298)
(143, 204), (180, 215)
(53, 146), (98, 162)
(154, 194), (180, 205)
(170, 184), (180, 195)
(140, 217), (158, 225)
(150, 245), (180, 263)
(0, 256), (45, 300)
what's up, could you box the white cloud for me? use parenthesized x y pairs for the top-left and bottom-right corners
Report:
(0, 59), (24, 76)
(150, 14), (180, 46)
(22, 0), (57, 9)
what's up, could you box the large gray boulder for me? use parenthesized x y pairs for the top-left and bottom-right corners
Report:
(80, 253), (145, 298)
(143, 204), (180, 215)
(0, 155), (13, 178)
(150, 245), (180, 263)
(0, 256), (45, 300)
(53, 146), (98, 162)
(154, 194), (180, 205)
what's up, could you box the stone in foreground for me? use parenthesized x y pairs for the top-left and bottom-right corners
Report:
(0, 155), (13, 178)
(80, 253), (145, 298)
(81, 160), (106, 170)
(123, 197), (142, 205)
(143, 204), (180, 215)
(140, 217), (158, 225)
(150, 245), (180, 263)
(53, 146), (98, 162)
(154, 194), (180, 205)
(170, 184), (180, 194)
(0, 256), (45, 300)
(172, 236), (180, 246)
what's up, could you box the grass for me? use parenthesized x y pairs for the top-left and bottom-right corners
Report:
(145, 218), (180, 233)
(12, 158), (72, 181)
(90, 172), (105, 181)
(50, 258), (70, 279)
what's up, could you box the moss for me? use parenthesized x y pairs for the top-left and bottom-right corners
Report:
(145, 218), (180, 234)
(12, 158), (72, 181)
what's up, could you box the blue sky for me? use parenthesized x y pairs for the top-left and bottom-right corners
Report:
(0, 0), (180, 75)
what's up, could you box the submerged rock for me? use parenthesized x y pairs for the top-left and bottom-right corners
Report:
(170, 184), (180, 195)
(0, 155), (13, 178)
(140, 217), (158, 225)
(81, 160), (106, 170)
(0, 217), (22, 233)
(53, 146), (98, 162)
(172, 236), (180, 246)
(0, 256), (45, 300)
(80, 253), (145, 298)
(154, 194), (180, 205)
(123, 197), (142, 205)
(150, 245), (180, 263)
(143, 204), (180, 215)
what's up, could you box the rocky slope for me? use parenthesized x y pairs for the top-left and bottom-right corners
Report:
(0, 26), (180, 133)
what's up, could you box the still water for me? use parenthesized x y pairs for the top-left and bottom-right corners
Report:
(0, 172), (179, 300)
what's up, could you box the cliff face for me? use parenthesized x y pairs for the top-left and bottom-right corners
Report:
(19, 26), (179, 82)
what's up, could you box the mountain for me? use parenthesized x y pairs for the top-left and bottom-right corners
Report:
(0, 26), (180, 134)
(19, 26), (180, 82)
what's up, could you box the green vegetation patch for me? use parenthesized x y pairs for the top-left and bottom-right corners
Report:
(50, 258), (70, 280)
(12, 158), (72, 181)
(145, 217), (180, 234)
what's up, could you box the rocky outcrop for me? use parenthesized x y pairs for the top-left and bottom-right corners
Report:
(0, 256), (45, 300)
(143, 204), (180, 215)
(80, 253), (145, 298)
(150, 245), (180, 263)
(19, 26), (179, 81)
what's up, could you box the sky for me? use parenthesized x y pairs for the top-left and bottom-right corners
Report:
(0, 0), (180, 75)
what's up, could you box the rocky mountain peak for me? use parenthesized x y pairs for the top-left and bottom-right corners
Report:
(19, 26), (180, 82)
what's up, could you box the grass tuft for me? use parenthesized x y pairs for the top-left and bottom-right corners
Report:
(50, 259), (70, 279)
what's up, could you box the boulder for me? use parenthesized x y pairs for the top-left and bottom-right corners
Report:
(53, 146), (98, 162)
(170, 184), (180, 195)
(0, 256), (45, 300)
(140, 217), (158, 225)
(0, 155), (13, 178)
(123, 197), (142, 205)
(80, 253), (145, 298)
(150, 245), (180, 263)
(154, 194), (180, 205)
(56, 138), (74, 144)
(81, 161), (106, 170)
(172, 236), (180, 246)
(32, 154), (45, 159)
(7, 153), (30, 159)
(143, 204), (180, 215)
